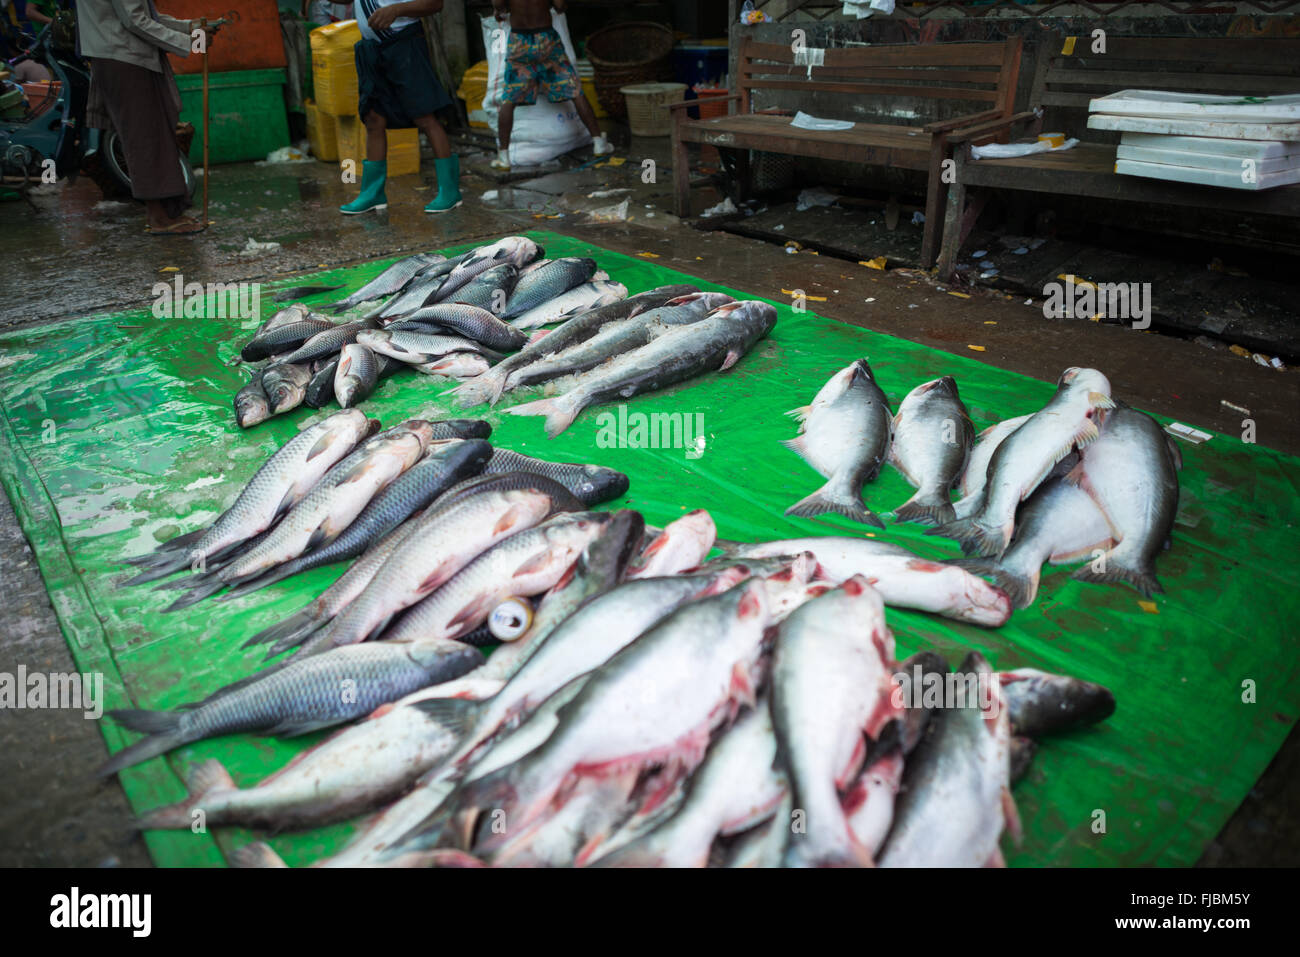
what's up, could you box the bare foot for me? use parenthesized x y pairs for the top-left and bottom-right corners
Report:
(148, 215), (206, 235)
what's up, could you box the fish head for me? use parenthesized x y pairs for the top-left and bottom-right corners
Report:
(1057, 367), (1111, 397)
(407, 637), (487, 674)
(568, 464), (629, 505)
(919, 375), (959, 399)
(956, 572), (1014, 628)
(392, 419), (437, 451)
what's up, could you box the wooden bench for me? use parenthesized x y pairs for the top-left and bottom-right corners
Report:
(670, 36), (1023, 266)
(937, 37), (1300, 279)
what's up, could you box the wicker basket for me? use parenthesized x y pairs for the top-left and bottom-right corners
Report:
(621, 82), (687, 137)
(586, 21), (674, 120)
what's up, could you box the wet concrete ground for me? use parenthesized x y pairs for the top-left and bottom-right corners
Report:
(1, 131), (1296, 865)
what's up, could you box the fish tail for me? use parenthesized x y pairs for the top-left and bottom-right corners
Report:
(123, 528), (206, 566)
(893, 492), (956, 527)
(96, 710), (189, 777)
(221, 564), (294, 602)
(242, 609), (323, 650)
(786, 484), (884, 529)
(228, 841), (290, 868)
(410, 697), (483, 740)
(503, 394), (582, 438)
(450, 376), (493, 409)
(135, 759), (235, 830)
(927, 515), (1009, 558)
(119, 552), (194, 587)
(783, 833), (875, 869)
(950, 558), (1037, 610)
(163, 577), (228, 612)
(1071, 558), (1162, 598)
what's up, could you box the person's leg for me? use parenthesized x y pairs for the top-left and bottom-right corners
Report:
(413, 113), (450, 159)
(539, 30), (610, 156)
(497, 101), (516, 155)
(414, 113), (461, 213)
(570, 94), (612, 155)
(363, 109), (389, 161)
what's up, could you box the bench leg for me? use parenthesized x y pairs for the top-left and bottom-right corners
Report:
(937, 182), (989, 282)
(921, 136), (949, 268)
(671, 128), (691, 218)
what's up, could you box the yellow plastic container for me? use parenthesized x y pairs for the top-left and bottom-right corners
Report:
(305, 98), (339, 161)
(457, 60), (490, 129)
(336, 114), (420, 177)
(1038, 132), (1066, 148)
(578, 61), (607, 119)
(311, 20), (361, 116)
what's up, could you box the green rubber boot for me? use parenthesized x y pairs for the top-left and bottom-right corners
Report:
(424, 155), (463, 214)
(340, 159), (388, 214)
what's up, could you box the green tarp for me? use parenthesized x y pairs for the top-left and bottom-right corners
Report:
(0, 231), (1295, 867)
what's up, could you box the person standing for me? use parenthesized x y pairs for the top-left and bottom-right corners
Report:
(340, 0), (460, 214)
(76, 0), (219, 234)
(489, 0), (611, 171)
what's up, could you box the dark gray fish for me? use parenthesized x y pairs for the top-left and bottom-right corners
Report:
(241, 318), (336, 362)
(96, 639), (484, 777)
(452, 284), (698, 408)
(278, 319), (377, 366)
(234, 374), (271, 428)
(1010, 736), (1037, 785)
(506, 300), (777, 437)
(388, 303), (527, 352)
(374, 272), (450, 321)
(499, 257), (596, 319)
(335, 344), (379, 408)
(222, 438), (493, 600)
(304, 358), (340, 409)
(889, 376), (974, 526)
(272, 284), (344, 303)
(481, 448), (628, 505)
(437, 237), (542, 300)
(430, 419), (492, 440)
(325, 252), (449, 312)
(444, 264), (518, 315)
(784, 358), (892, 529)
(261, 363), (313, 415)
(997, 668), (1116, 738)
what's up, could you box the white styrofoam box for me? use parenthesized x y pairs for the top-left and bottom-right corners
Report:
(1089, 90), (1300, 122)
(1115, 157), (1300, 189)
(1116, 144), (1300, 174)
(1119, 131), (1300, 159)
(1089, 112), (1300, 141)
(480, 12), (592, 166)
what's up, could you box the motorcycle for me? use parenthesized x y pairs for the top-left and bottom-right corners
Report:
(2, 15), (196, 200)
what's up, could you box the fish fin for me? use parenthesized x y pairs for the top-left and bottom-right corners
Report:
(893, 493), (954, 527)
(1069, 418), (1102, 453)
(134, 759), (235, 830)
(446, 594), (495, 631)
(784, 405), (812, 425)
(1002, 786), (1023, 846)
(984, 847), (1008, 868)
(1087, 391), (1115, 411)
(228, 841), (290, 868)
(265, 620), (330, 659)
(1164, 433), (1184, 471)
(139, 527), (207, 560)
(97, 710), (188, 777)
(949, 558), (1036, 610)
(119, 552), (192, 587)
(927, 516), (1010, 559)
(512, 551), (555, 578)
(503, 395), (582, 438)
(780, 436), (819, 472)
(526, 329), (550, 346)
(718, 349), (743, 372)
(786, 484), (884, 530)
(1071, 558), (1162, 598)
(1048, 537), (1115, 564)
(264, 718), (336, 738)
(306, 430), (341, 462)
(221, 563), (297, 601)
(163, 578), (227, 612)
(241, 610), (322, 649)
(410, 697), (482, 738)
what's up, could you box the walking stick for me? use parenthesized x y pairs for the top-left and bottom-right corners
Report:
(201, 17), (209, 224)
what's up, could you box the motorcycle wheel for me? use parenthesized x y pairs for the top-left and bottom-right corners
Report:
(88, 129), (197, 201)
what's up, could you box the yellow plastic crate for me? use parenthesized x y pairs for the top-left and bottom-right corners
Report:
(311, 20), (361, 115)
(336, 115), (420, 177)
(305, 98), (338, 162)
(457, 60), (489, 129)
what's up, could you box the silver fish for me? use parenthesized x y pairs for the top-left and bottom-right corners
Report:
(480, 448), (629, 506)
(783, 358), (892, 529)
(414, 353), (491, 379)
(953, 414), (1032, 518)
(97, 638), (484, 777)
(325, 252), (450, 312)
(627, 509), (717, 578)
(508, 280), (627, 330)
(357, 328), (502, 365)
(261, 362), (313, 414)
(771, 577), (898, 867)
(438, 236), (542, 300)
(335, 343), (380, 408)
(234, 374), (271, 428)
(388, 302), (527, 352)
(1066, 402), (1181, 596)
(506, 300), (776, 437)
(889, 376), (973, 525)
(500, 257), (596, 319)
(878, 651), (1020, 868)
(931, 367), (1113, 558)
(440, 263), (518, 315)
(452, 284), (699, 408)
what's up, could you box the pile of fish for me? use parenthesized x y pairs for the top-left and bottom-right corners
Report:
(117, 409), (631, 617)
(102, 477), (1117, 867)
(234, 236), (629, 425)
(783, 361), (1181, 607)
(234, 236), (777, 438)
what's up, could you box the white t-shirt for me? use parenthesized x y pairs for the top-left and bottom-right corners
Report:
(356, 0), (417, 42)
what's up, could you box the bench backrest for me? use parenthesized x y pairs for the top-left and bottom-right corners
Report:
(1030, 37), (1300, 141)
(737, 36), (1022, 122)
